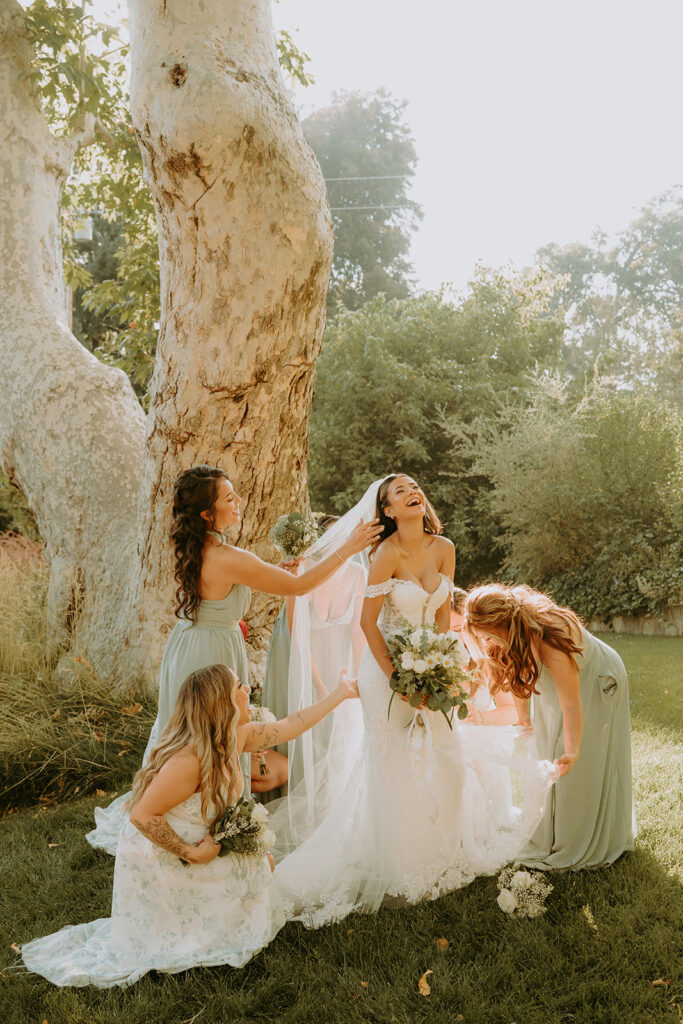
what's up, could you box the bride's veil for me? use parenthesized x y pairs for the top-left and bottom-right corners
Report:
(276, 478), (385, 852)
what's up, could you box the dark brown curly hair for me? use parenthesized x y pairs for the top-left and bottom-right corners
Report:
(171, 465), (228, 621)
(371, 474), (443, 557)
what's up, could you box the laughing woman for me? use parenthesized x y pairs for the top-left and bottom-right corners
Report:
(463, 583), (636, 871)
(87, 464), (381, 854)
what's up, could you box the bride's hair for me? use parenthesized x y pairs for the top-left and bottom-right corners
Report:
(371, 474), (442, 556)
(171, 465), (228, 621)
(462, 583), (584, 699)
(130, 664), (243, 827)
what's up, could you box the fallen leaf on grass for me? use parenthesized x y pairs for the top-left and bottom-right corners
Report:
(96, 789), (106, 797)
(94, 731), (105, 742)
(360, 981), (369, 988)
(47, 843), (60, 849)
(121, 702), (143, 716)
(10, 943), (20, 954)
(652, 979), (671, 987)
(418, 969), (433, 996)
(435, 938), (449, 951)
(117, 750), (128, 757)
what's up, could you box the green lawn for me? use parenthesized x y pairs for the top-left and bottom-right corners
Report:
(1, 635), (681, 1024)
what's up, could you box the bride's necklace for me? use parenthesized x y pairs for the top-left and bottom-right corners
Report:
(398, 534), (427, 557)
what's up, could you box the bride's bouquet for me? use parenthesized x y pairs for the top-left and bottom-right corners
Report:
(269, 510), (322, 559)
(386, 624), (470, 727)
(212, 797), (275, 858)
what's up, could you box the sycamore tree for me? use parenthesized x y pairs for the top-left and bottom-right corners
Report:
(0, 0), (332, 683)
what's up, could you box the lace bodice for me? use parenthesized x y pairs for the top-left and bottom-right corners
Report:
(365, 574), (454, 635)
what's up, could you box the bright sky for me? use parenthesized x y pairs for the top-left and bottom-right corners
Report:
(93, 0), (683, 292)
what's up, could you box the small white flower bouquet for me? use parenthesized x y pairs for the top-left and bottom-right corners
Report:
(269, 511), (321, 559)
(248, 702), (276, 775)
(496, 866), (553, 918)
(386, 624), (470, 726)
(212, 797), (276, 858)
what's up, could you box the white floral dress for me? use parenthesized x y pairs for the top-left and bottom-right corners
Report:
(22, 793), (286, 987)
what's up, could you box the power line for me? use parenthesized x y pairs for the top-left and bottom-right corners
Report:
(329, 204), (411, 211)
(324, 174), (409, 182)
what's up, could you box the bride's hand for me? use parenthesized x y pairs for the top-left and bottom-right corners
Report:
(341, 518), (383, 556)
(335, 670), (359, 700)
(187, 834), (221, 864)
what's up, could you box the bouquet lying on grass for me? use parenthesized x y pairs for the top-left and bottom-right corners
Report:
(386, 624), (470, 727)
(269, 511), (321, 559)
(496, 866), (554, 918)
(211, 797), (275, 858)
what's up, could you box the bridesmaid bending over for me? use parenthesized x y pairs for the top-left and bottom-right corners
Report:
(463, 583), (635, 870)
(23, 664), (360, 987)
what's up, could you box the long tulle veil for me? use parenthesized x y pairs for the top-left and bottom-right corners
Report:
(279, 478), (385, 848)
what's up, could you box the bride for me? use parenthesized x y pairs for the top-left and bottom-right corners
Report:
(272, 475), (555, 925)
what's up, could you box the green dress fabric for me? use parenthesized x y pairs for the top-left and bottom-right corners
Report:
(260, 603), (291, 801)
(518, 629), (635, 871)
(156, 586), (254, 797)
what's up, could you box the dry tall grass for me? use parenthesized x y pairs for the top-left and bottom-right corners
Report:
(0, 537), (154, 810)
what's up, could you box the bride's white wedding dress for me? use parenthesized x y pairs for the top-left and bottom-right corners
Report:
(273, 574), (553, 926)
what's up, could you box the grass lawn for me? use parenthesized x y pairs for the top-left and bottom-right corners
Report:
(1, 634), (681, 1024)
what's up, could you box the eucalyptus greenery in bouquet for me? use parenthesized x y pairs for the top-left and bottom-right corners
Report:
(386, 624), (470, 727)
(496, 866), (554, 918)
(269, 510), (322, 559)
(211, 797), (275, 858)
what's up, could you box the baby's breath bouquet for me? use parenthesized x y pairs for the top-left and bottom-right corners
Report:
(496, 866), (553, 918)
(269, 510), (321, 559)
(386, 624), (470, 727)
(248, 702), (276, 775)
(212, 797), (275, 858)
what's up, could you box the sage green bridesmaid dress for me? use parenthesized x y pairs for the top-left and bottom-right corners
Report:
(260, 603), (291, 801)
(518, 628), (636, 871)
(87, 584), (253, 854)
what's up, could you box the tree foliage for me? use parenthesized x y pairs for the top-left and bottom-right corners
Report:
(303, 90), (422, 315)
(537, 189), (683, 403)
(460, 377), (683, 617)
(308, 271), (565, 583)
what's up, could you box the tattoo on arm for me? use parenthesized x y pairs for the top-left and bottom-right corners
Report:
(131, 814), (190, 859)
(250, 723), (280, 748)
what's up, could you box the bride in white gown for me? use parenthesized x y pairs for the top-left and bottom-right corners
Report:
(272, 476), (555, 926)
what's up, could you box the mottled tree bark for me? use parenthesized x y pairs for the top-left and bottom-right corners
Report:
(0, 0), (145, 672)
(116, 0), (333, 681)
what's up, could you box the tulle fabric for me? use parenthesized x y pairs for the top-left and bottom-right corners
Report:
(272, 575), (555, 927)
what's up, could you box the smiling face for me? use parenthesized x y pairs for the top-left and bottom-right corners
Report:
(382, 475), (427, 523)
(202, 477), (242, 533)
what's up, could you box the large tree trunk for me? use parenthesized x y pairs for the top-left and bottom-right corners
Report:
(114, 0), (333, 684)
(0, 0), (145, 672)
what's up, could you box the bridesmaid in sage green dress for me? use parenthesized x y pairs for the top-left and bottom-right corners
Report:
(463, 583), (635, 871)
(87, 465), (381, 854)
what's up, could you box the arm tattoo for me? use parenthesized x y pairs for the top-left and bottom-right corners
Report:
(131, 814), (190, 860)
(250, 723), (280, 748)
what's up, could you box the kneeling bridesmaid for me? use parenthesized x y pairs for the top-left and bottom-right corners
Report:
(463, 583), (636, 870)
(22, 664), (358, 987)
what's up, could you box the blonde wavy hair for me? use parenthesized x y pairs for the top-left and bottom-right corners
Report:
(130, 664), (243, 827)
(462, 583), (584, 699)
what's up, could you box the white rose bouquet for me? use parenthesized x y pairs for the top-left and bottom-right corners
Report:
(269, 511), (322, 559)
(386, 623), (470, 727)
(496, 866), (554, 918)
(211, 797), (276, 858)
